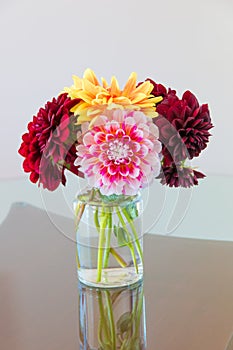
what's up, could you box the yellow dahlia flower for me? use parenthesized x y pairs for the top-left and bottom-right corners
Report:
(63, 69), (163, 124)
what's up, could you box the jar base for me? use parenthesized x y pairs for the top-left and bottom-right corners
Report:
(78, 266), (143, 289)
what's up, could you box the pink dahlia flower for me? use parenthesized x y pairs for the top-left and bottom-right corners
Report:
(75, 110), (162, 195)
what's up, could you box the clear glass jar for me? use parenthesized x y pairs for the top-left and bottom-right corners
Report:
(74, 187), (143, 288)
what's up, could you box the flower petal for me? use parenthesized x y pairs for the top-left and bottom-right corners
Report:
(94, 132), (106, 144)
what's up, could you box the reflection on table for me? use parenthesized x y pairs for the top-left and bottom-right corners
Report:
(79, 281), (146, 349)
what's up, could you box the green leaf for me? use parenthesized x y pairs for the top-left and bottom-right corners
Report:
(117, 312), (132, 334)
(113, 225), (129, 246)
(125, 202), (138, 220)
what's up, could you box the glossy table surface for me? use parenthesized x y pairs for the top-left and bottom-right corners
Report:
(0, 203), (233, 350)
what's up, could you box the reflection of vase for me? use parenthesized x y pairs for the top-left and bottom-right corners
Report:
(74, 187), (143, 288)
(79, 281), (146, 350)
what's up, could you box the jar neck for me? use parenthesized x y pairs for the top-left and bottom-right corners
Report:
(76, 186), (141, 207)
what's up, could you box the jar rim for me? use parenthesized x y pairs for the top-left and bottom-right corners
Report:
(76, 187), (141, 207)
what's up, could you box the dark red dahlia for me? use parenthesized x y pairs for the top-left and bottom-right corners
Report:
(143, 78), (213, 187)
(154, 115), (189, 166)
(158, 163), (206, 188)
(151, 84), (213, 165)
(180, 91), (213, 158)
(18, 93), (82, 191)
(146, 78), (177, 100)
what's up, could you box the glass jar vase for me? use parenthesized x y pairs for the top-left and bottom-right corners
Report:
(74, 187), (143, 288)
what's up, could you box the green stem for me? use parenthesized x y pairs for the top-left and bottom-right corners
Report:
(103, 211), (112, 268)
(97, 291), (111, 347)
(74, 202), (85, 230)
(116, 208), (138, 274)
(122, 207), (143, 263)
(132, 285), (144, 338)
(95, 207), (127, 269)
(109, 248), (127, 268)
(75, 203), (86, 269)
(76, 250), (80, 269)
(97, 209), (108, 283)
(94, 207), (100, 231)
(119, 286), (144, 350)
(105, 291), (116, 350)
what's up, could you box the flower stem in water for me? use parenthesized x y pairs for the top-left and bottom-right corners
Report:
(116, 208), (138, 274)
(97, 209), (108, 282)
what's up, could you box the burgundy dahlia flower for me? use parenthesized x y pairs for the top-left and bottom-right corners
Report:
(18, 93), (82, 191)
(158, 163), (206, 188)
(146, 78), (177, 100)
(148, 79), (213, 165)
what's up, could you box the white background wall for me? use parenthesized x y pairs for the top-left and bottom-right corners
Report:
(1, 0), (233, 179)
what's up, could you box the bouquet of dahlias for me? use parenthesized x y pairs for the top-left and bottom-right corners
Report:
(18, 69), (213, 286)
(18, 69), (213, 191)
